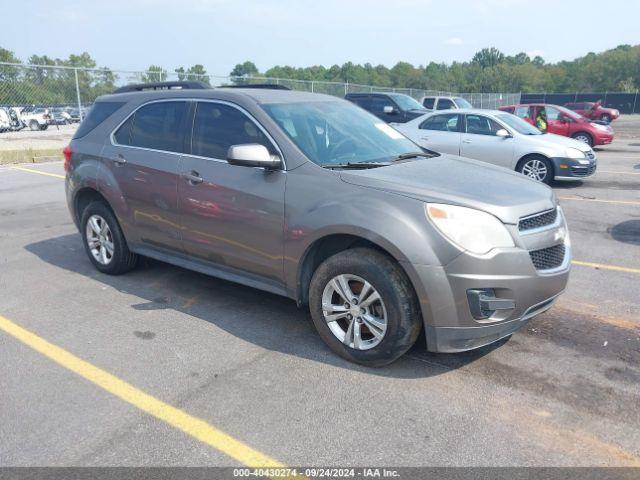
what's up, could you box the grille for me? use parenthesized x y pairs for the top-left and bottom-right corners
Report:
(529, 244), (566, 270)
(571, 163), (597, 177)
(518, 209), (558, 232)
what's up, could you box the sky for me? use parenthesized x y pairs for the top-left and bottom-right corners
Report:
(3, 0), (639, 75)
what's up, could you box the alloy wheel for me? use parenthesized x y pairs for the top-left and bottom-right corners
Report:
(85, 214), (114, 265)
(321, 274), (388, 350)
(521, 159), (548, 182)
(574, 134), (591, 144)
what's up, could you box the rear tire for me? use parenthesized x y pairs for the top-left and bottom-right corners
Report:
(29, 120), (39, 131)
(308, 248), (422, 367)
(80, 201), (138, 275)
(517, 155), (554, 185)
(572, 132), (593, 146)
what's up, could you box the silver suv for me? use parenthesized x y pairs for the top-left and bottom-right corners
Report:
(65, 82), (570, 366)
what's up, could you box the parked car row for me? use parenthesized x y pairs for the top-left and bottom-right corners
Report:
(0, 105), (90, 133)
(343, 91), (606, 184)
(65, 81), (572, 366)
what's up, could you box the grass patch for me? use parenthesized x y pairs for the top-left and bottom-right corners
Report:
(0, 148), (63, 165)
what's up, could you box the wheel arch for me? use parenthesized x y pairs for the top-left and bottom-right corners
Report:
(516, 152), (556, 178)
(295, 232), (415, 307)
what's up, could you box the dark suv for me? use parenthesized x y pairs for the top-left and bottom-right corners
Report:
(65, 82), (570, 366)
(345, 92), (429, 123)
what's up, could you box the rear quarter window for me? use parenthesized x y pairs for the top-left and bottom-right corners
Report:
(72, 102), (125, 139)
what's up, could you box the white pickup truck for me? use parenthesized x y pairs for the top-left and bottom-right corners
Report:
(20, 107), (51, 131)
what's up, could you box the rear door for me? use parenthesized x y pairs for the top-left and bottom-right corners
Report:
(415, 113), (462, 154)
(513, 105), (534, 125)
(177, 100), (286, 287)
(460, 113), (514, 168)
(101, 100), (189, 251)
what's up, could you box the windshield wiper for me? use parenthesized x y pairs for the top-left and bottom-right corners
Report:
(322, 162), (392, 169)
(392, 151), (434, 162)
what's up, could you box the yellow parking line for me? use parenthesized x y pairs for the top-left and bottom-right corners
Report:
(559, 196), (640, 206)
(573, 260), (640, 275)
(0, 314), (285, 468)
(10, 166), (65, 179)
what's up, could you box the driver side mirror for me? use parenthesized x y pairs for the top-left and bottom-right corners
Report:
(496, 128), (511, 138)
(383, 105), (398, 115)
(227, 144), (282, 169)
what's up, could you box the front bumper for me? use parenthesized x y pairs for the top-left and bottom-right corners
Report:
(402, 211), (571, 352)
(551, 156), (597, 179)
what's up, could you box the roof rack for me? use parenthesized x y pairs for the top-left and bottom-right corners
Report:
(220, 84), (291, 90)
(113, 81), (210, 94)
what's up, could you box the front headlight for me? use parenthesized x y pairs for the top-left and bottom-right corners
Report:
(425, 203), (515, 254)
(565, 147), (586, 159)
(590, 122), (608, 131)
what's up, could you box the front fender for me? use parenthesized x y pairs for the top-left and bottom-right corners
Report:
(282, 163), (462, 296)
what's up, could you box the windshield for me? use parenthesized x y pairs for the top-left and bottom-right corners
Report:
(494, 112), (542, 135)
(262, 101), (421, 166)
(454, 97), (473, 108)
(389, 94), (425, 111)
(556, 105), (584, 121)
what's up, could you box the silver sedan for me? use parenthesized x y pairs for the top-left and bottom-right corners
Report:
(394, 108), (597, 184)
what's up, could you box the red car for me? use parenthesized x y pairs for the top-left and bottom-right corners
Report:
(498, 103), (614, 147)
(564, 101), (620, 123)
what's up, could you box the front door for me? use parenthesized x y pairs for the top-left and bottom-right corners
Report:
(101, 100), (189, 251)
(545, 106), (571, 137)
(177, 101), (286, 286)
(460, 113), (514, 168)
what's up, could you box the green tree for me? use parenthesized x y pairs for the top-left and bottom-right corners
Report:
(472, 47), (505, 68)
(142, 65), (167, 83)
(230, 61), (259, 77)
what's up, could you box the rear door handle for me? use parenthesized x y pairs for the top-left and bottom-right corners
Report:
(112, 155), (126, 166)
(462, 139), (472, 144)
(181, 171), (203, 184)
(420, 136), (429, 141)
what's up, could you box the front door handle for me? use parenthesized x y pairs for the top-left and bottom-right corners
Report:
(181, 171), (203, 184)
(420, 136), (429, 141)
(462, 139), (472, 144)
(112, 155), (126, 166)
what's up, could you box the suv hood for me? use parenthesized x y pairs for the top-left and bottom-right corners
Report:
(339, 155), (556, 225)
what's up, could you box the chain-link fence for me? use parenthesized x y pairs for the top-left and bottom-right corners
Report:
(0, 62), (522, 117)
(5, 62), (637, 129)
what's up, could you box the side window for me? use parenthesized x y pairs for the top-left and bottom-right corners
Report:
(545, 106), (560, 121)
(113, 115), (134, 145)
(436, 98), (454, 110)
(191, 102), (277, 159)
(352, 96), (372, 109)
(128, 101), (188, 152)
(422, 98), (435, 109)
(74, 101), (125, 139)
(514, 106), (531, 119)
(465, 114), (502, 136)
(420, 114), (459, 132)
(370, 96), (393, 113)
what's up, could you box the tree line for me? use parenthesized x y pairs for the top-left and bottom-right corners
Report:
(1, 44), (638, 106)
(231, 45), (639, 93)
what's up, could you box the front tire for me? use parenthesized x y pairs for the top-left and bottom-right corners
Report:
(517, 156), (553, 185)
(309, 248), (422, 366)
(80, 201), (138, 275)
(29, 120), (39, 131)
(572, 132), (593, 146)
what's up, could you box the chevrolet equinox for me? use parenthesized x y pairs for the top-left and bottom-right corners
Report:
(64, 82), (571, 366)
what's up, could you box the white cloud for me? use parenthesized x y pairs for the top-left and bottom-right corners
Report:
(444, 37), (464, 46)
